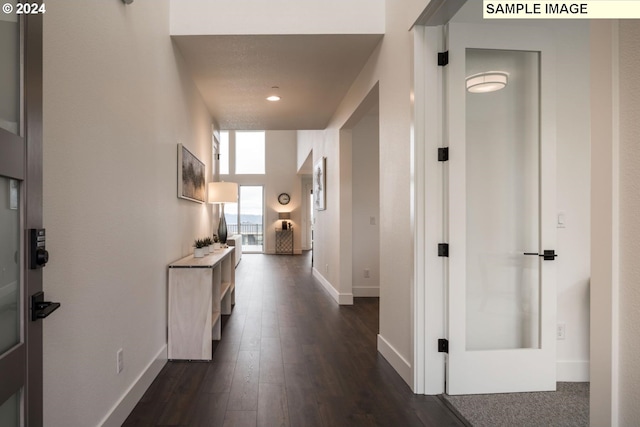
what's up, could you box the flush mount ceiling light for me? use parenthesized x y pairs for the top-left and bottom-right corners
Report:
(266, 86), (281, 102)
(466, 71), (509, 93)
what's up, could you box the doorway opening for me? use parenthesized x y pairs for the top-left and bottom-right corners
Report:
(339, 83), (380, 303)
(226, 185), (264, 253)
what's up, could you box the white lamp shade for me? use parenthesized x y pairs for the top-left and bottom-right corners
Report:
(208, 182), (238, 204)
(466, 71), (509, 93)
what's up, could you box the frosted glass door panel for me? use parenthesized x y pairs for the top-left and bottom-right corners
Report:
(0, 177), (20, 355)
(0, 4), (20, 136)
(0, 390), (20, 427)
(465, 49), (540, 351)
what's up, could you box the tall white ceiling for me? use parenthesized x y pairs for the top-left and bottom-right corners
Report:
(172, 34), (383, 130)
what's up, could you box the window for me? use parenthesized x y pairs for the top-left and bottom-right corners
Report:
(224, 185), (264, 253)
(235, 131), (265, 174)
(219, 131), (229, 175)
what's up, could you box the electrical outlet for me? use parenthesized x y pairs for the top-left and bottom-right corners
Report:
(557, 323), (566, 340)
(325, 264), (329, 274)
(364, 269), (370, 278)
(117, 348), (124, 374)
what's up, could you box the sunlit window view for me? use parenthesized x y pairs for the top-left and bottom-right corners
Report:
(225, 185), (264, 253)
(219, 131), (229, 175)
(235, 131), (265, 174)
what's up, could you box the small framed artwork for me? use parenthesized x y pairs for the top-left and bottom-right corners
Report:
(313, 157), (326, 211)
(177, 143), (206, 203)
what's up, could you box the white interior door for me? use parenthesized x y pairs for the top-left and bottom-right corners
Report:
(446, 23), (557, 395)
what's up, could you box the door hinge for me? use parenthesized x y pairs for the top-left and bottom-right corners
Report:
(438, 147), (449, 162)
(438, 243), (449, 257)
(438, 338), (449, 353)
(438, 51), (449, 66)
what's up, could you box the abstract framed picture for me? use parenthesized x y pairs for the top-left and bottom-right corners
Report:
(313, 157), (326, 211)
(178, 143), (206, 203)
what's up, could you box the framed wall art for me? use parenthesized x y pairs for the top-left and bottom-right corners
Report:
(313, 156), (326, 211)
(178, 143), (206, 203)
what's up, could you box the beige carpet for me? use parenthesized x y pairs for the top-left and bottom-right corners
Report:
(441, 383), (589, 427)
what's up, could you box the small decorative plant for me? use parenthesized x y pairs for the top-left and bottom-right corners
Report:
(202, 237), (213, 253)
(213, 234), (219, 243)
(194, 238), (207, 258)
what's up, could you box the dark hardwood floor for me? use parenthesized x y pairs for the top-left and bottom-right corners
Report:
(123, 252), (465, 427)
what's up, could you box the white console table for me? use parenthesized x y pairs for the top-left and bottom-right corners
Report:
(167, 247), (235, 360)
(226, 234), (242, 267)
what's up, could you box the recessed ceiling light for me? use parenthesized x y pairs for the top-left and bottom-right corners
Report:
(466, 71), (509, 93)
(267, 86), (281, 102)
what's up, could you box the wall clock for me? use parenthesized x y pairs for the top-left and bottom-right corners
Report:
(278, 193), (291, 205)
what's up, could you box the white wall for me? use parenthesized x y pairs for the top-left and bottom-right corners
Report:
(553, 22), (591, 382)
(618, 20), (640, 427)
(42, 1), (215, 426)
(351, 112), (380, 297)
(590, 20), (640, 427)
(170, 0), (384, 36)
(223, 130), (302, 254)
(297, 133), (313, 173)
(308, 0), (420, 384)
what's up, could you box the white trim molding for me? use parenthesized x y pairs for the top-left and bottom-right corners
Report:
(378, 334), (413, 386)
(352, 286), (380, 297)
(312, 267), (354, 305)
(557, 361), (590, 382)
(99, 345), (167, 427)
(413, 24), (447, 396)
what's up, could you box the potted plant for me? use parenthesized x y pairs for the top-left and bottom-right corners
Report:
(194, 238), (207, 258)
(213, 234), (221, 250)
(203, 237), (213, 253)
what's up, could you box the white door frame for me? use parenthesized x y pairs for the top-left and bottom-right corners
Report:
(412, 24), (447, 395)
(589, 20), (620, 427)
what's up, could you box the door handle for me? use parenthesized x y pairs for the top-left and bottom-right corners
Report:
(31, 291), (61, 321)
(523, 250), (557, 260)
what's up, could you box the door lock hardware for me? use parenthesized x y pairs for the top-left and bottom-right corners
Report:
(29, 228), (49, 269)
(31, 291), (61, 321)
(523, 250), (558, 260)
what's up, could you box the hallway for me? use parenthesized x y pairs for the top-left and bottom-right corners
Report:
(123, 253), (464, 427)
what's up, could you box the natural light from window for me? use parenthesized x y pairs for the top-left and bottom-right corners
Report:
(219, 131), (229, 175)
(235, 131), (265, 174)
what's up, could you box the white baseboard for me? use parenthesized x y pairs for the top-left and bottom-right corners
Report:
(312, 267), (353, 305)
(353, 286), (380, 297)
(100, 345), (167, 427)
(377, 334), (412, 386)
(557, 360), (590, 382)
